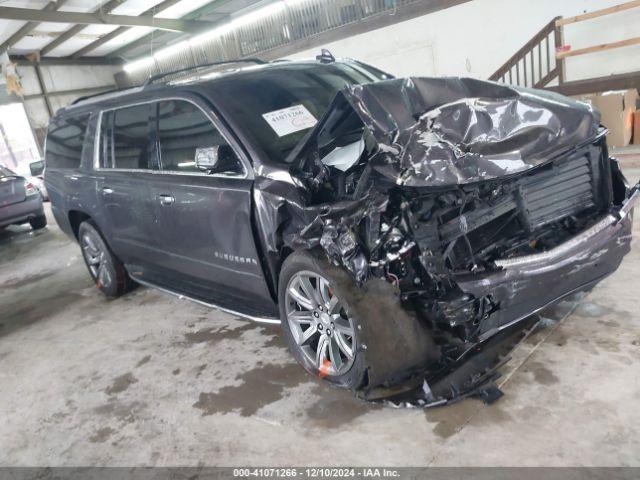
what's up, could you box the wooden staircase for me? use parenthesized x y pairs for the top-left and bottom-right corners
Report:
(489, 1), (640, 96)
(489, 17), (565, 89)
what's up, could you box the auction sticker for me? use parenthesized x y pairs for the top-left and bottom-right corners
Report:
(262, 104), (318, 137)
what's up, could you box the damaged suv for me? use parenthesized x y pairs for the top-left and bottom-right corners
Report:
(45, 56), (639, 402)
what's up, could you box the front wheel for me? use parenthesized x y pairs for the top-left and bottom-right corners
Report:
(278, 251), (440, 392)
(78, 221), (131, 298)
(279, 251), (367, 390)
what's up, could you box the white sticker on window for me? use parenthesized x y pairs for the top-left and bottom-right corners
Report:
(262, 105), (318, 137)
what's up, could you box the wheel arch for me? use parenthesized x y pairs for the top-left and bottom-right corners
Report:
(68, 210), (92, 240)
(273, 246), (308, 301)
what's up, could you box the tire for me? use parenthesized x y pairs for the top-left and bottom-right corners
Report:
(278, 250), (440, 392)
(29, 214), (47, 230)
(279, 250), (367, 390)
(78, 220), (131, 298)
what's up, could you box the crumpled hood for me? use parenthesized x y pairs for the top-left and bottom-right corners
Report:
(310, 77), (601, 188)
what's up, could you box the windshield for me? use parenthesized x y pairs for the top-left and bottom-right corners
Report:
(210, 62), (388, 164)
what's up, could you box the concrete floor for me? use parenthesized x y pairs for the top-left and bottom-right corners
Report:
(1, 169), (639, 467)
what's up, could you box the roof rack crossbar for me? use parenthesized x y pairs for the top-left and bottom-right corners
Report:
(142, 58), (266, 86)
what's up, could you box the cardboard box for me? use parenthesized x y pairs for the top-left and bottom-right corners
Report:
(634, 111), (640, 146)
(573, 93), (597, 107)
(590, 90), (638, 148)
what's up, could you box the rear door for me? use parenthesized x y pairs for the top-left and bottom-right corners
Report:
(147, 97), (275, 314)
(95, 103), (162, 273)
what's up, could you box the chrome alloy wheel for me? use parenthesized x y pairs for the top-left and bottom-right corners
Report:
(81, 232), (112, 289)
(285, 271), (356, 376)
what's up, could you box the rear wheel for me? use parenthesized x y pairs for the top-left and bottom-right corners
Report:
(78, 221), (131, 298)
(29, 215), (47, 230)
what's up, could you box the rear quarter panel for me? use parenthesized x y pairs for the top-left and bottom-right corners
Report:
(45, 111), (104, 241)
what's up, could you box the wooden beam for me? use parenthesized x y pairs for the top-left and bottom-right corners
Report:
(11, 55), (124, 66)
(70, 0), (188, 59)
(0, 6), (209, 32)
(545, 71), (640, 96)
(0, 0), (69, 55)
(41, 24), (88, 56)
(556, 0), (640, 27)
(103, 0), (233, 58)
(24, 84), (116, 100)
(556, 36), (640, 59)
(39, 0), (126, 55)
(33, 63), (53, 118)
(70, 27), (128, 59)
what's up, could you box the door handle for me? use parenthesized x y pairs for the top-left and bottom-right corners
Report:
(102, 187), (114, 195)
(158, 194), (175, 206)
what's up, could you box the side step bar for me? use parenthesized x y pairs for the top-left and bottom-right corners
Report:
(133, 276), (281, 325)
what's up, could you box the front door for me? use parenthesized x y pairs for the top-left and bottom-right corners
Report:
(146, 98), (275, 316)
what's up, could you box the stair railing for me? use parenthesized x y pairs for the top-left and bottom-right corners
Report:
(489, 16), (565, 89)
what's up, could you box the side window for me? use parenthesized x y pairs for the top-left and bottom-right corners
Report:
(99, 104), (153, 170)
(45, 114), (89, 169)
(156, 100), (243, 175)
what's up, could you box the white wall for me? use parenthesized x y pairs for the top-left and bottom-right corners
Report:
(18, 64), (120, 130)
(287, 0), (640, 83)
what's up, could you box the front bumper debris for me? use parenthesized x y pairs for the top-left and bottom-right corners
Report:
(460, 203), (636, 340)
(365, 185), (638, 407)
(368, 314), (543, 408)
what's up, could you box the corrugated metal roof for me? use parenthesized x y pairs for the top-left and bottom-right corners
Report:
(0, 0), (265, 59)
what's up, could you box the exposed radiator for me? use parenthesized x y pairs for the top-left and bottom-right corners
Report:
(520, 154), (595, 229)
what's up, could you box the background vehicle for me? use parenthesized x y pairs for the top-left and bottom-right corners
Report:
(44, 58), (638, 395)
(0, 165), (47, 231)
(28, 160), (49, 201)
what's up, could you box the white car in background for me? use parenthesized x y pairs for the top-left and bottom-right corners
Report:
(28, 159), (48, 201)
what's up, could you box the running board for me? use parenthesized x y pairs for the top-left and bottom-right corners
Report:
(132, 277), (281, 325)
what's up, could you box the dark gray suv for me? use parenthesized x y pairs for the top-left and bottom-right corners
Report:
(45, 58), (639, 401)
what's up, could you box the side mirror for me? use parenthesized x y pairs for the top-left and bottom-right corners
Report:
(195, 145), (242, 175)
(30, 161), (44, 177)
(195, 146), (220, 172)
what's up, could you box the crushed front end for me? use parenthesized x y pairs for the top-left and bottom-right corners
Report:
(282, 77), (638, 401)
(397, 140), (635, 344)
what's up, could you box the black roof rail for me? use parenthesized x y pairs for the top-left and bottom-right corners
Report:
(68, 59), (267, 108)
(72, 87), (126, 105)
(142, 58), (267, 86)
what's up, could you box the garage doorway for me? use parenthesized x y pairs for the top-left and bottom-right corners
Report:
(0, 102), (41, 176)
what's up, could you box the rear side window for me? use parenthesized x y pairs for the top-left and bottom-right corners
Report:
(99, 104), (153, 170)
(156, 100), (242, 175)
(46, 114), (89, 169)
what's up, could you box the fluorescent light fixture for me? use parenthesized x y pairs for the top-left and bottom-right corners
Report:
(230, 1), (285, 29)
(154, 40), (191, 61)
(189, 23), (234, 47)
(124, 0), (290, 73)
(124, 56), (155, 73)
